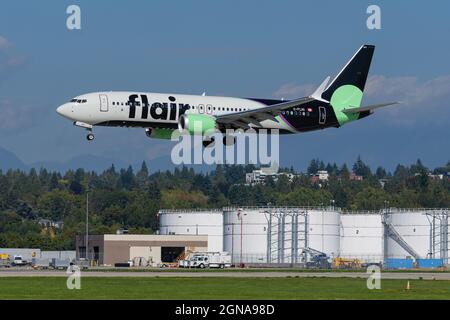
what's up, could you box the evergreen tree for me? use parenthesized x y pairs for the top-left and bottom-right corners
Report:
(352, 156), (371, 177)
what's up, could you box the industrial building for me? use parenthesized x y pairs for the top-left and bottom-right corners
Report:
(72, 207), (449, 268)
(158, 207), (449, 267)
(75, 234), (208, 266)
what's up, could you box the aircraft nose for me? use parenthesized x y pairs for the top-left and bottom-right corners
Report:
(56, 103), (71, 118)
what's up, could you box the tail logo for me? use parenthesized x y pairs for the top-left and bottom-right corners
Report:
(330, 84), (363, 125)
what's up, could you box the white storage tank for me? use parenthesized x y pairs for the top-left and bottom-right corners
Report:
(158, 209), (224, 252)
(223, 207), (341, 263)
(307, 209), (341, 258)
(223, 208), (268, 263)
(385, 209), (432, 259)
(340, 213), (383, 262)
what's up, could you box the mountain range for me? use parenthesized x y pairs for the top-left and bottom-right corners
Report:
(0, 146), (209, 173)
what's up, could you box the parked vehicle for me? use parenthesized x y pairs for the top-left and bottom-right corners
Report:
(50, 258), (72, 270)
(0, 255), (11, 268)
(73, 259), (90, 270)
(332, 257), (362, 269)
(32, 258), (50, 269)
(179, 252), (232, 269)
(361, 262), (382, 269)
(11, 255), (28, 266)
(302, 247), (331, 269)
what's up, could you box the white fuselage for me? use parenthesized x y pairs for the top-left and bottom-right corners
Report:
(56, 91), (292, 131)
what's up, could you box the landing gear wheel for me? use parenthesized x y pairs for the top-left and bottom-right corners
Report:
(87, 133), (95, 141)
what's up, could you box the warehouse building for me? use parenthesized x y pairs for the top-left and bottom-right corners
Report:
(75, 234), (208, 266)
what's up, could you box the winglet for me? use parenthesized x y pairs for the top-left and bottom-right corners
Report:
(311, 76), (330, 103)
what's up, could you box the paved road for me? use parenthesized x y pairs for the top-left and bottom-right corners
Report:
(1, 270), (449, 280)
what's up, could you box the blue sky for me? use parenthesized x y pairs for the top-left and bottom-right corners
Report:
(0, 0), (449, 171)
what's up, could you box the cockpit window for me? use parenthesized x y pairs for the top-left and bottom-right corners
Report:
(70, 99), (87, 103)
(71, 99), (88, 103)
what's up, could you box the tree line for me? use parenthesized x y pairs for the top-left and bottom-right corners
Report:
(0, 158), (449, 250)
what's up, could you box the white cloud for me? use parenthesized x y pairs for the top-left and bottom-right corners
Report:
(273, 74), (450, 104)
(0, 35), (26, 85)
(273, 83), (315, 99)
(0, 36), (12, 50)
(273, 74), (450, 126)
(0, 99), (44, 132)
(363, 74), (450, 126)
(365, 74), (450, 106)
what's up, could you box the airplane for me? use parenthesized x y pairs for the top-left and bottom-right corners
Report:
(56, 44), (398, 147)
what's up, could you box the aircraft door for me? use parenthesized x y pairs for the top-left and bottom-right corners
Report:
(198, 104), (205, 114)
(319, 106), (326, 124)
(206, 104), (212, 114)
(99, 94), (109, 112)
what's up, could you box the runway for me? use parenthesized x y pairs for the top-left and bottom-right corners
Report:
(1, 270), (450, 280)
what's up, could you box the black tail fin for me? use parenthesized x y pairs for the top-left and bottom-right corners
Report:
(322, 45), (375, 101)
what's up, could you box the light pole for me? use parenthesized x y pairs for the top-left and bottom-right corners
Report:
(320, 203), (324, 251)
(237, 208), (243, 267)
(85, 188), (89, 262)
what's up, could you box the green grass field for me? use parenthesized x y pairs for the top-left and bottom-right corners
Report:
(84, 267), (450, 273)
(0, 277), (449, 299)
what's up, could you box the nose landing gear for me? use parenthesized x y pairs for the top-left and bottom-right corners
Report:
(86, 132), (95, 141)
(73, 121), (95, 142)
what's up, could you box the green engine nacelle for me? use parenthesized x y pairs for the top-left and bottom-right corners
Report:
(145, 128), (175, 139)
(178, 114), (217, 135)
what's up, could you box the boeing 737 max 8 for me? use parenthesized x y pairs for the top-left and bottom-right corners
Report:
(56, 44), (398, 146)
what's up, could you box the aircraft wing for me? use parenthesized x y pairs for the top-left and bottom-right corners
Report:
(216, 96), (315, 129)
(216, 77), (330, 129)
(342, 102), (400, 114)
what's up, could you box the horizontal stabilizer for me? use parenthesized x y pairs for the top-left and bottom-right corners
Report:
(342, 102), (400, 114)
